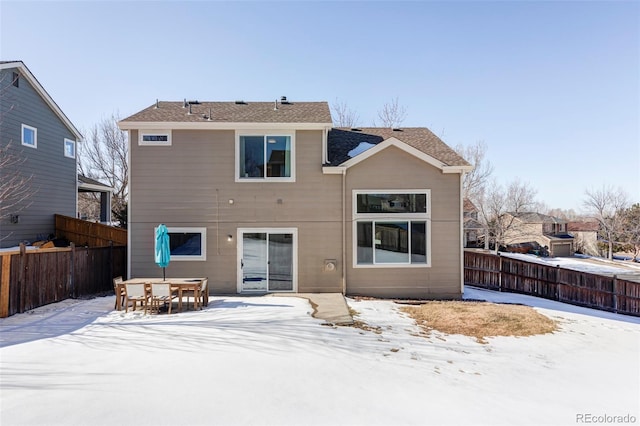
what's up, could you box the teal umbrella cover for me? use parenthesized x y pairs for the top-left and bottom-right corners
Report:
(155, 224), (170, 280)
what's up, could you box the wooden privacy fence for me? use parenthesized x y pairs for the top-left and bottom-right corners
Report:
(464, 250), (640, 317)
(0, 243), (126, 317)
(55, 214), (127, 247)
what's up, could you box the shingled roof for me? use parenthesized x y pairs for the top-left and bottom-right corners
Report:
(120, 101), (333, 124)
(327, 127), (470, 167)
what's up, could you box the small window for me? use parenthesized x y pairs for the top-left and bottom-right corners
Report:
(139, 130), (172, 146)
(357, 193), (427, 214)
(236, 132), (294, 181)
(165, 227), (206, 261)
(12, 72), (19, 88)
(21, 124), (37, 148)
(64, 139), (76, 158)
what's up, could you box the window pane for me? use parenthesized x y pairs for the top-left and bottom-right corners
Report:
(357, 193), (426, 214)
(266, 136), (291, 177)
(411, 221), (427, 263)
(242, 233), (267, 290)
(65, 140), (75, 158)
(268, 233), (293, 290)
(142, 135), (168, 142)
(169, 232), (202, 256)
(356, 222), (373, 264)
(240, 136), (265, 178)
(375, 222), (409, 263)
(23, 127), (35, 146)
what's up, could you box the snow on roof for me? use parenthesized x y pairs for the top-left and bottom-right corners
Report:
(347, 141), (375, 158)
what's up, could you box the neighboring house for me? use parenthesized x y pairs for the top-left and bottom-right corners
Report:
(118, 99), (471, 299)
(567, 220), (600, 256)
(77, 174), (113, 223)
(504, 212), (575, 257)
(463, 198), (485, 248)
(0, 61), (82, 248)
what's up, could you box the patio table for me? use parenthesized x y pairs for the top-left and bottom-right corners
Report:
(117, 278), (205, 312)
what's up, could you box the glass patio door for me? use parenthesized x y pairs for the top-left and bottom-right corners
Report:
(239, 229), (296, 292)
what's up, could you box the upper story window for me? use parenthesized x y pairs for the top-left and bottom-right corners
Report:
(353, 190), (431, 267)
(64, 139), (76, 158)
(139, 130), (172, 146)
(236, 132), (294, 182)
(21, 124), (37, 148)
(356, 193), (427, 214)
(165, 227), (206, 261)
(12, 72), (19, 88)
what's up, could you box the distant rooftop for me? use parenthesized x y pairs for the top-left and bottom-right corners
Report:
(510, 212), (567, 224)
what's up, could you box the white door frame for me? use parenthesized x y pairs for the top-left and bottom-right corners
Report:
(237, 227), (298, 293)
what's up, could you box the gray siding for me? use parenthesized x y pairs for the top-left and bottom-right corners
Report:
(0, 68), (77, 248)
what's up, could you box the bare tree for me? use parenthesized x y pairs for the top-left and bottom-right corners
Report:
(454, 140), (494, 201)
(0, 143), (34, 221)
(331, 99), (360, 128)
(376, 97), (407, 128)
(475, 179), (538, 253)
(619, 203), (640, 261)
(78, 114), (128, 227)
(582, 185), (629, 260)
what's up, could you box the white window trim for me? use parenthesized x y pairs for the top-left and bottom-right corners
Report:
(165, 226), (207, 261)
(352, 189), (431, 268)
(64, 138), (76, 158)
(234, 130), (295, 182)
(139, 130), (172, 146)
(21, 124), (37, 148)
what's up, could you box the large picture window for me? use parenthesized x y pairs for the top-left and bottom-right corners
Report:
(166, 227), (206, 261)
(354, 190), (430, 267)
(237, 133), (293, 181)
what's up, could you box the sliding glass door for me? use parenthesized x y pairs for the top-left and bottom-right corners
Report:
(239, 229), (296, 292)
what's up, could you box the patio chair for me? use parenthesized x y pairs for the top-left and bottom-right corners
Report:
(113, 276), (125, 310)
(200, 278), (209, 307)
(149, 282), (175, 314)
(181, 278), (208, 310)
(124, 282), (148, 313)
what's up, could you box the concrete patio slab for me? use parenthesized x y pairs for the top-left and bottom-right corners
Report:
(273, 293), (354, 325)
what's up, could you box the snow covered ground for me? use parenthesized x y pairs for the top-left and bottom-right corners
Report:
(1, 288), (638, 426)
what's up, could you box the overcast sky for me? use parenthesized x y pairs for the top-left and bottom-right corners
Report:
(2, 1), (638, 211)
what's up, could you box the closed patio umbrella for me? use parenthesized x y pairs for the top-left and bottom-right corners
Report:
(155, 224), (170, 280)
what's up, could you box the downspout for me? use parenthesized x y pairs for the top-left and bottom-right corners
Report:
(126, 129), (132, 279)
(341, 168), (346, 295)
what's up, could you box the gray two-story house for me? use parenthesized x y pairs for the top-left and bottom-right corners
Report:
(0, 61), (82, 248)
(118, 99), (471, 298)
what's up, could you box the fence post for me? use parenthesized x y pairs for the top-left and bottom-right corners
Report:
(498, 253), (502, 292)
(70, 242), (75, 298)
(612, 275), (618, 314)
(109, 241), (113, 288)
(0, 254), (11, 318)
(555, 265), (560, 300)
(18, 243), (26, 313)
